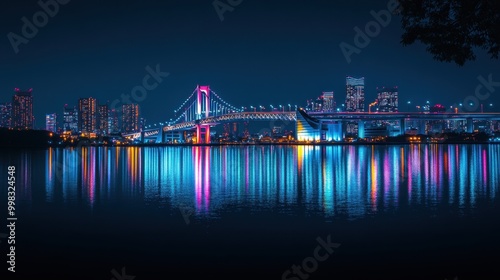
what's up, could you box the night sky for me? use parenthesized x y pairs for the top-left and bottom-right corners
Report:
(1, 0), (499, 128)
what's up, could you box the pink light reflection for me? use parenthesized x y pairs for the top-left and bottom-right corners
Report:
(204, 147), (210, 211)
(194, 147), (202, 209)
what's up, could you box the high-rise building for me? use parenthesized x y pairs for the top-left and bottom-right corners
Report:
(122, 103), (139, 133)
(345, 76), (365, 112)
(377, 86), (399, 112)
(78, 97), (97, 133)
(98, 104), (109, 135)
(109, 109), (120, 134)
(0, 102), (12, 128)
(322, 91), (336, 112)
(12, 88), (34, 129)
(63, 104), (78, 133)
(45, 113), (57, 133)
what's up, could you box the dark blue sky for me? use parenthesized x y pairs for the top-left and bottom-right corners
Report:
(1, 0), (499, 127)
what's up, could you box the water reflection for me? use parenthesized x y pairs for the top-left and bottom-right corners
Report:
(3, 144), (499, 219)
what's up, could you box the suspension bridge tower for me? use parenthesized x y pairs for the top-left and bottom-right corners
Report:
(196, 85), (211, 144)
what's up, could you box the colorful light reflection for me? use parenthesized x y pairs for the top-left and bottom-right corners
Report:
(2, 144), (497, 220)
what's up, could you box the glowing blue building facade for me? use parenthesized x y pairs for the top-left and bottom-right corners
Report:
(296, 110), (344, 142)
(296, 110), (321, 141)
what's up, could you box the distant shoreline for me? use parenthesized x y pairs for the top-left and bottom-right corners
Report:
(1, 128), (497, 149)
(114, 141), (499, 147)
(1, 141), (499, 150)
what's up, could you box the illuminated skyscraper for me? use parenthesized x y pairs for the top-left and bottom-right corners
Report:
(63, 104), (78, 133)
(109, 109), (120, 134)
(322, 91), (336, 112)
(345, 76), (365, 112)
(98, 104), (109, 135)
(12, 88), (34, 129)
(122, 103), (139, 133)
(78, 97), (97, 133)
(0, 102), (12, 128)
(45, 113), (57, 133)
(377, 86), (399, 112)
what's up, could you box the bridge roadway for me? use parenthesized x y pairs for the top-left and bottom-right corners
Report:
(124, 111), (500, 143)
(162, 111), (500, 132)
(308, 111), (500, 121)
(162, 111), (297, 132)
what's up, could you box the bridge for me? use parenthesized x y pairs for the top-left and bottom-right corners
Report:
(124, 85), (297, 143)
(123, 85), (500, 143)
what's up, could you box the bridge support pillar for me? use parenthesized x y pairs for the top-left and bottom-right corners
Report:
(466, 118), (474, 133)
(196, 125), (211, 144)
(358, 120), (365, 139)
(320, 121), (325, 141)
(204, 126), (211, 143)
(158, 130), (165, 143)
(399, 118), (406, 136)
(419, 120), (427, 135)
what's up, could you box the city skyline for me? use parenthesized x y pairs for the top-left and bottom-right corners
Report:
(1, 83), (495, 145)
(0, 88), (146, 135)
(1, 74), (497, 131)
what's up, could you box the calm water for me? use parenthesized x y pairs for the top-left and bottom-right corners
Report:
(1, 145), (499, 279)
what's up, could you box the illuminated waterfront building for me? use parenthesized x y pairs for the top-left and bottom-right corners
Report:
(109, 109), (120, 134)
(78, 97), (97, 133)
(322, 91), (336, 112)
(45, 113), (57, 133)
(122, 103), (140, 133)
(0, 102), (12, 128)
(12, 88), (34, 129)
(377, 87), (398, 112)
(63, 104), (78, 133)
(98, 104), (109, 135)
(345, 76), (365, 112)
